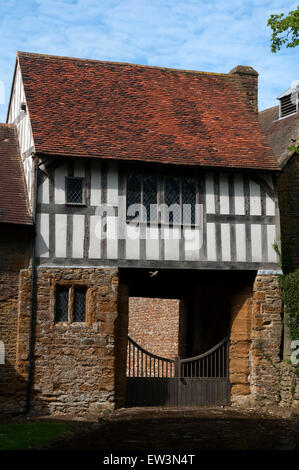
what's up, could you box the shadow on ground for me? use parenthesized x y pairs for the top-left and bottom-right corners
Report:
(36, 407), (299, 451)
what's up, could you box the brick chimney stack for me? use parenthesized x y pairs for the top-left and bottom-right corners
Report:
(229, 65), (258, 113)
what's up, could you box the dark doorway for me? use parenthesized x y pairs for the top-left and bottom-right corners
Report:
(119, 268), (255, 407)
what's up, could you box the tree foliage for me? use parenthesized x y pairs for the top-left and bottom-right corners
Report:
(268, 6), (299, 52)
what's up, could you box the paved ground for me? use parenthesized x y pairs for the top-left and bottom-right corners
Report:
(35, 406), (299, 451)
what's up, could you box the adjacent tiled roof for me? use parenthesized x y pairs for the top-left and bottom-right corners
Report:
(258, 106), (279, 133)
(0, 124), (32, 225)
(259, 105), (299, 167)
(17, 51), (279, 171)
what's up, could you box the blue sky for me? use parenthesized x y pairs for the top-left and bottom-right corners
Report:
(0, 0), (298, 122)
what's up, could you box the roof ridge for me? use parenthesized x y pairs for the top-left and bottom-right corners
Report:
(17, 51), (230, 78)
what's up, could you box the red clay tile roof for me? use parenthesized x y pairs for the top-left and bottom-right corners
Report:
(17, 51), (279, 171)
(0, 124), (32, 225)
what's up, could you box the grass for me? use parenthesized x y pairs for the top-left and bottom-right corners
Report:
(0, 421), (69, 450)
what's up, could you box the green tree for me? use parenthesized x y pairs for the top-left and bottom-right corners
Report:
(268, 6), (299, 53)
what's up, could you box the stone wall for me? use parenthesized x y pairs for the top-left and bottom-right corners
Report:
(278, 362), (299, 408)
(250, 273), (284, 405)
(249, 272), (299, 407)
(229, 287), (252, 401)
(16, 267), (119, 416)
(128, 297), (181, 359)
(229, 272), (299, 410)
(2, 264), (298, 415)
(0, 224), (32, 415)
(0, 271), (23, 414)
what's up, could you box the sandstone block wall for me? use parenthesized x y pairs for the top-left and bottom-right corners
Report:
(2, 263), (298, 415)
(229, 287), (252, 400)
(0, 271), (23, 414)
(250, 273), (284, 405)
(278, 362), (299, 408)
(17, 267), (119, 416)
(0, 224), (32, 415)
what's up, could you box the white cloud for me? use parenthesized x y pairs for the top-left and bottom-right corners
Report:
(0, 0), (298, 120)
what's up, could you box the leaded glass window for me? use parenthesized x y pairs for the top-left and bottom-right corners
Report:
(55, 286), (69, 322)
(55, 285), (87, 323)
(165, 178), (180, 223)
(126, 174), (141, 220)
(143, 175), (157, 222)
(73, 288), (87, 322)
(126, 174), (196, 225)
(182, 178), (196, 225)
(66, 177), (84, 204)
(126, 174), (157, 222)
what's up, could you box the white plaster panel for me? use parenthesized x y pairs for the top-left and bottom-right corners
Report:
(126, 223), (140, 259)
(206, 223), (217, 261)
(267, 225), (277, 262)
(36, 213), (49, 258)
(106, 216), (118, 259)
(163, 227), (180, 261)
(107, 163), (119, 206)
(55, 164), (67, 204)
(72, 215), (85, 258)
(184, 228), (200, 260)
(266, 194), (275, 216)
(146, 227), (159, 260)
(235, 224), (246, 262)
(221, 223), (231, 261)
(89, 216), (101, 258)
(37, 176), (49, 204)
(205, 172), (215, 214)
(55, 214), (67, 258)
(234, 174), (245, 215)
(90, 161), (101, 206)
(251, 224), (262, 261)
(219, 173), (229, 214)
(249, 180), (261, 215)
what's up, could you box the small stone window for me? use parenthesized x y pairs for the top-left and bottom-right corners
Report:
(66, 177), (85, 205)
(55, 285), (88, 323)
(73, 288), (87, 322)
(55, 286), (69, 322)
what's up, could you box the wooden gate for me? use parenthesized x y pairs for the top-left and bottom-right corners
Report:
(126, 336), (230, 407)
